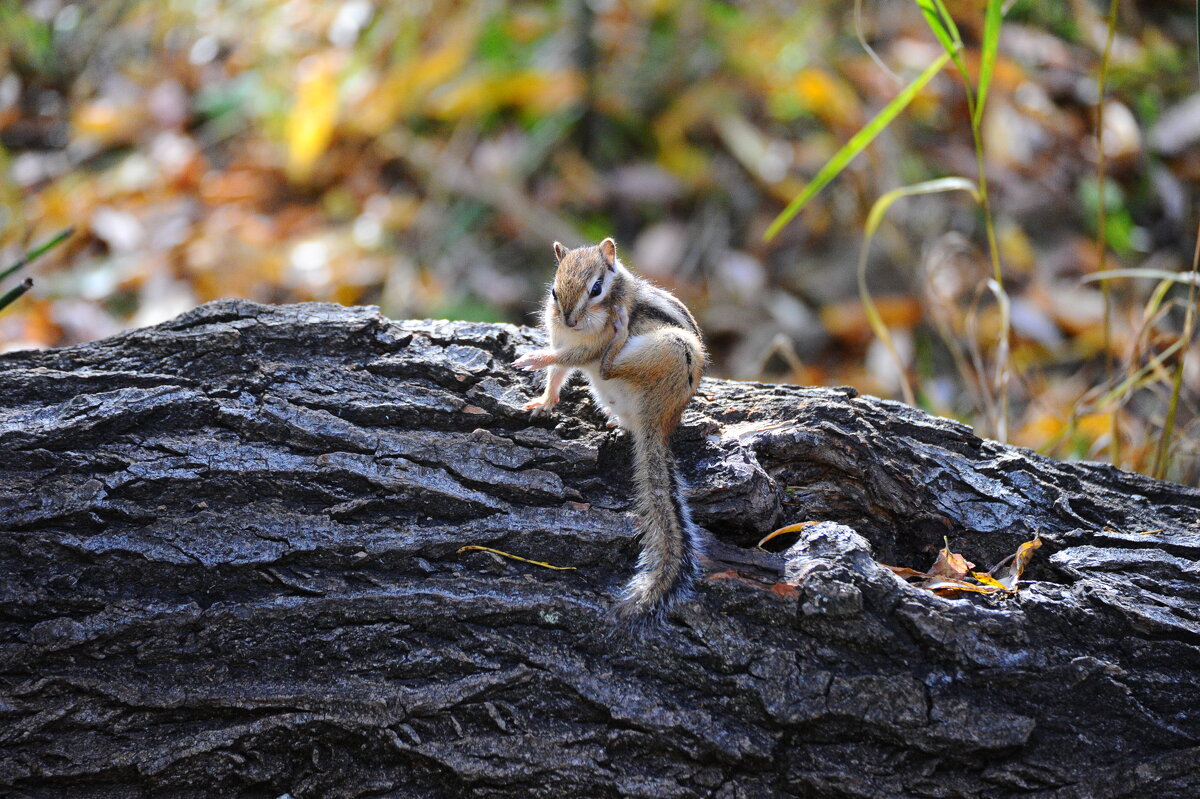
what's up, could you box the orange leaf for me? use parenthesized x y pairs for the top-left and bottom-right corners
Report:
(757, 521), (821, 549)
(884, 565), (929, 580)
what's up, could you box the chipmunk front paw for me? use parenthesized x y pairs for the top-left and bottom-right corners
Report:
(513, 349), (556, 371)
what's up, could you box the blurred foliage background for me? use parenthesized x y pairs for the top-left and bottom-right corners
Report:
(3, 0), (1200, 482)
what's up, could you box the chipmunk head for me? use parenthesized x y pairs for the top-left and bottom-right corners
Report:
(550, 238), (619, 331)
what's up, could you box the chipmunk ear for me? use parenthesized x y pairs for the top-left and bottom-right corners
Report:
(552, 242), (568, 263)
(599, 237), (616, 270)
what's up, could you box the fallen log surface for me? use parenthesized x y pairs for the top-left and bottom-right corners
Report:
(2, 299), (1199, 798)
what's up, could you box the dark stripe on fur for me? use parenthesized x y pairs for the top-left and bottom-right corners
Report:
(632, 299), (695, 335)
(665, 457), (701, 582)
(659, 294), (702, 337)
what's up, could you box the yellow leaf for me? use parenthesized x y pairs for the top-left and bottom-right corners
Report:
(971, 571), (1010, 591)
(286, 53), (341, 183)
(925, 578), (1001, 595)
(73, 100), (142, 146)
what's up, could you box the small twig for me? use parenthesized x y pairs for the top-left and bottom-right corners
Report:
(457, 546), (577, 571)
(0, 278), (33, 313)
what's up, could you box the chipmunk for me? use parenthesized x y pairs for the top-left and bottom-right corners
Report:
(513, 238), (707, 621)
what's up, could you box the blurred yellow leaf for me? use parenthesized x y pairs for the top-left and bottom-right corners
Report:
(496, 69), (582, 114)
(73, 100), (143, 147)
(1016, 411), (1109, 450)
(655, 84), (728, 182)
(426, 74), (496, 119)
(1076, 412), (1111, 442)
(792, 67), (862, 129)
(286, 53), (341, 183)
(998, 222), (1036, 275)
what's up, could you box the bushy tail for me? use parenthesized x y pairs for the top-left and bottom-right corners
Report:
(617, 424), (703, 623)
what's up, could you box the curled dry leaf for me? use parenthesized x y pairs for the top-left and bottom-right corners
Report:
(883, 535), (1042, 596)
(988, 535), (1042, 591)
(927, 537), (975, 581)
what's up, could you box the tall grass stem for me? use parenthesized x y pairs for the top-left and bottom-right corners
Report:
(1152, 222), (1200, 480)
(1096, 0), (1120, 465)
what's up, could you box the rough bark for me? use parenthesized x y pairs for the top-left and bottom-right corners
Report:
(1, 299), (1198, 798)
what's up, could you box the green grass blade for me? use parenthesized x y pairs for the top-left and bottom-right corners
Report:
(857, 177), (981, 406)
(972, 0), (1004, 127)
(1098, 339), (1183, 408)
(765, 50), (952, 241)
(0, 278), (33, 313)
(1143, 279), (1176, 324)
(864, 177), (979, 237)
(0, 226), (74, 283)
(927, 0), (962, 42)
(914, 0), (968, 81)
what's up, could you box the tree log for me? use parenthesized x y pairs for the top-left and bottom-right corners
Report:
(2, 299), (1199, 798)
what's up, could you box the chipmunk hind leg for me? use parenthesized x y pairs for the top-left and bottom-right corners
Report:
(606, 332), (697, 426)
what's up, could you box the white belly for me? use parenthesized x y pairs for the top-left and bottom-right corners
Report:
(580, 364), (642, 429)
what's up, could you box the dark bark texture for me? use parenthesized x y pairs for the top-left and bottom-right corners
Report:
(2, 299), (1199, 798)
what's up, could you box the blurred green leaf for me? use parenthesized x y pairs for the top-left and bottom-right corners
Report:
(1080, 177), (1137, 255)
(0, 1), (56, 75)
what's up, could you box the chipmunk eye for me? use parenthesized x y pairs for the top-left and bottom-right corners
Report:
(551, 288), (557, 300)
(590, 279), (603, 298)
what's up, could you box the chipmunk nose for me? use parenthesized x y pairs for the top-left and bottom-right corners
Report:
(563, 316), (576, 328)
